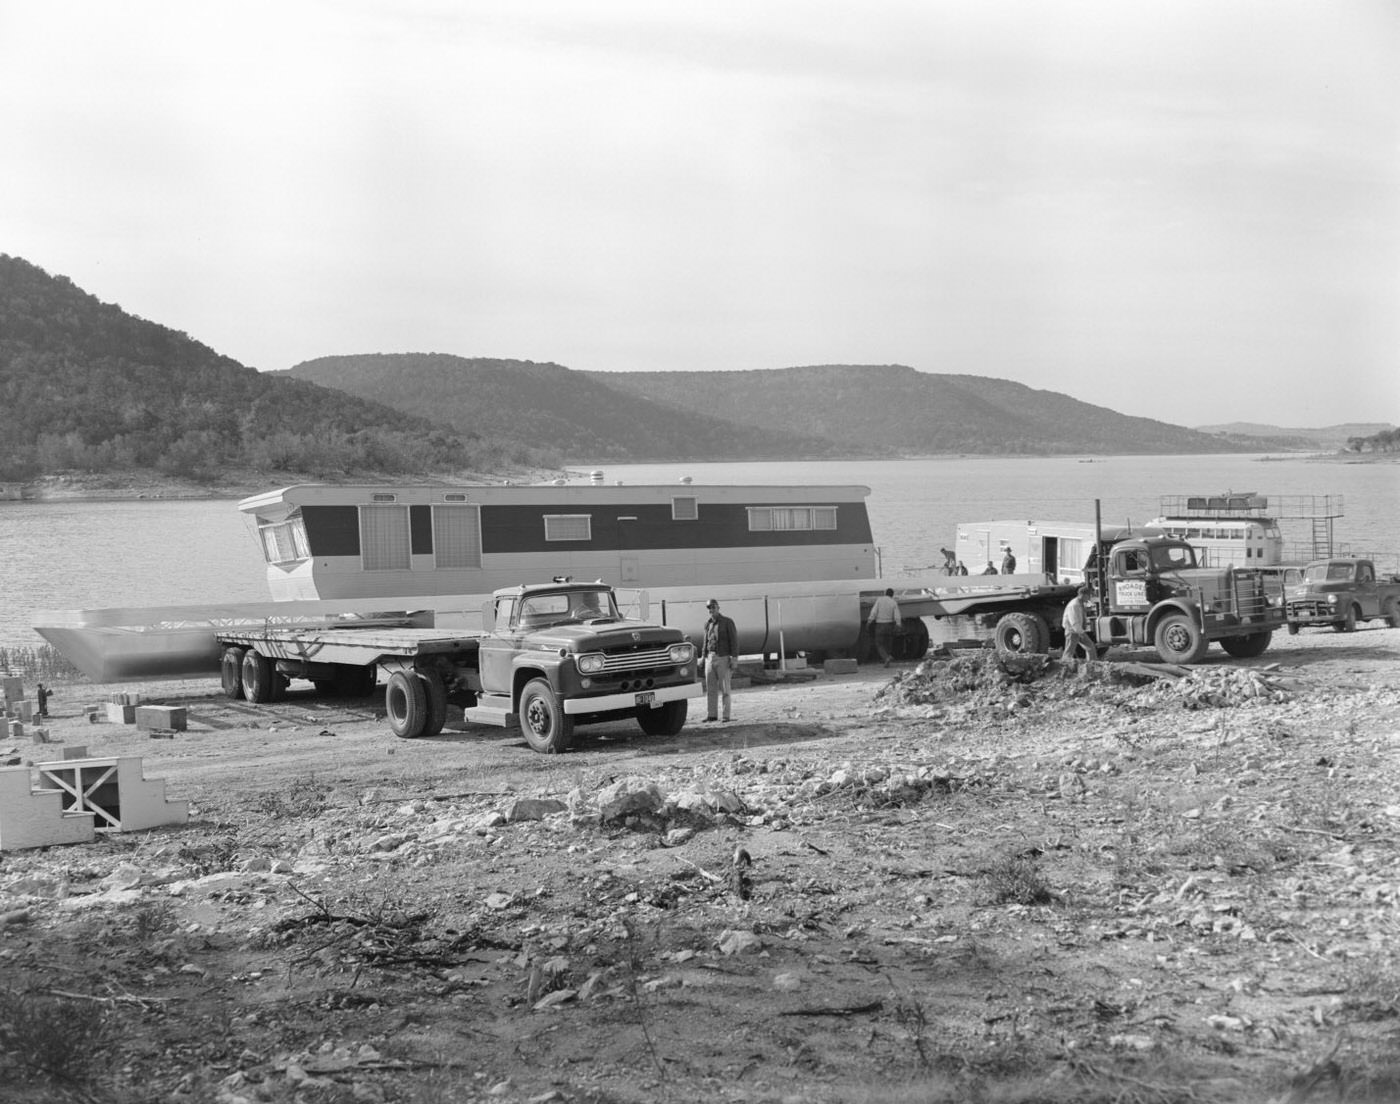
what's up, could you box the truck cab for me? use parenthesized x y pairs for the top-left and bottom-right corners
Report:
(1286, 559), (1400, 633)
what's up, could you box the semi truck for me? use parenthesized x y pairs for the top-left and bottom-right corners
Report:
(214, 580), (701, 752)
(1285, 558), (1400, 634)
(926, 533), (1287, 664)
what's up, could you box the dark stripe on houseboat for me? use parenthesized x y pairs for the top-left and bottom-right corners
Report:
(303, 506), (361, 556)
(410, 505), (433, 555)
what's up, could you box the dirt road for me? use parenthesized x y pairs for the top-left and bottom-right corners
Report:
(3, 627), (1399, 1103)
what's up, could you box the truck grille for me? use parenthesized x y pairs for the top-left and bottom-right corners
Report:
(598, 645), (677, 673)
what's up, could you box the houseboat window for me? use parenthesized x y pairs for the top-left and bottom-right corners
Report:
(1186, 527), (1201, 539)
(360, 505), (410, 570)
(259, 519), (308, 564)
(747, 506), (837, 531)
(433, 505), (482, 569)
(1060, 537), (1085, 571)
(544, 514), (592, 542)
(672, 496), (698, 521)
(371, 493), (397, 503)
(444, 493), (468, 502)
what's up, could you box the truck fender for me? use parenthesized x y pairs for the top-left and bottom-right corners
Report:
(1145, 600), (1200, 641)
(512, 666), (553, 705)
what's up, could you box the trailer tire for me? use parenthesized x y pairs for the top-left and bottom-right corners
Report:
(993, 612), (1048, 657)
(386, 670), (429, 738)
(895, 618), (931, 661)
(1220, 631), (1272, 659)
(637, 699), (687, 737)
(1334, 604), (1358, 633)
(520, 678), (574, 753)
(241, 650), (277, 704)
(1385, 597), (1400, 629)
(419, 669), (448, 737)
(1153, 613), (1208, 664)
(221, 647), (246, 700)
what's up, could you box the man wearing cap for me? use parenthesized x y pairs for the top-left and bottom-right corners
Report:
(701, 598), (739, 722)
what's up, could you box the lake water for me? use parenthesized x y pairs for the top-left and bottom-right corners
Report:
(2, 454), (1396, 650)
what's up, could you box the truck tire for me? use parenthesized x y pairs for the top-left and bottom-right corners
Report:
(637, 699), (687, 737)
(520, 678), (574, 753)
(419, 669), (448, 737)
(993, 612), (1047, 656)
(1334, 604), (1357, 633)
(221, 647), (246, 699)
(1385, 596), (1400, 629)
(895, 618), (931, 661)
(1220, 631), (1272, 659)
(241, 649), (278, 704)
(1153, 613), (1208, 664)
(386, 670), (429, 738)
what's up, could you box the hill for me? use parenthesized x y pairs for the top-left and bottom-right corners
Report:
(1194, 422), (1395, 452)
(0, 257), (513, 484)
(586, 364), (1247, 456)
(283, 354), (852, 462)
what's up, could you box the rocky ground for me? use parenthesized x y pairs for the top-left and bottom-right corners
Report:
(2, 627), (1400, 1104)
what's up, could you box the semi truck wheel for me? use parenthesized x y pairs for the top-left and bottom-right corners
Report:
(386, 670), (429, 738)
(637, 699), (687, 736)
(1334, 604), (1358, 633)
(993, 612), (1047, 656)
(221, 647), (246, 699)
(419, 669), (448, 737)
(1153, 613), (1208, 664)
(1220, 631), (1272, 659)
(1385, 597), (1400, 629)
(520, 679), (574, 753)
(241, 650), (277, 703)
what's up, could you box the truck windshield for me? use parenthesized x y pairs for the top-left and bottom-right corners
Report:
(1150, 544), (1197, 571)
(1303, 563), (1353, 583)
(517, 589), (618, 628)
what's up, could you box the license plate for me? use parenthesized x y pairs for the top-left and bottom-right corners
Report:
(635, 691), (657, 707)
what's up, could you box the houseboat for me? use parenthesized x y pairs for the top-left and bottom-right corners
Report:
(1142, 494), (1285, 568)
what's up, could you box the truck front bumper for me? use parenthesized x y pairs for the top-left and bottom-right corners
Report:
(1287, 602), (1340, 625)
(564, 681), (703, 715)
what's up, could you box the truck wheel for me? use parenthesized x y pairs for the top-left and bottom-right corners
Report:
(637, 699), (687, 737)
(241, 650), (278, 703)
(419, 669), (448, 737)
(1385, 597), (1400, 629)
(385, 670), (429, 738)
(993, 612), (1047, 656)
(221, 647), (246, 700)
(1334, 605), (1357, 633)
(895, 618), (931, 661)
(520, 678), (574, 753)
(1153, 613), (1208, 664)
(1220, 631), (1272, 659)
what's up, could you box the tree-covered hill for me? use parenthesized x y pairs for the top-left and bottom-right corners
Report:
(0, 256), (511, 482)
(284, 354), (852, 461)
(585, 364), (1250, 455)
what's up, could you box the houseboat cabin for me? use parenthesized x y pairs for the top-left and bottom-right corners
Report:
(954, 520), (1108, 584)
(239, 482), (879, 602)
(1144, 494), (1284, 568)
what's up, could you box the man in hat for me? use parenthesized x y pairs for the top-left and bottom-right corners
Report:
(1061, 585), (1095, 662)
(701, 598), (739, 722)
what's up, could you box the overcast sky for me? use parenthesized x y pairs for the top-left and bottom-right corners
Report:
(3, 0), (1397, 428)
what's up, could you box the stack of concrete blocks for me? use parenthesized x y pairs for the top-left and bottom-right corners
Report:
(104, 690), (143, 724)
(0, 745), (188, 849)
(2, 675), (23, 740)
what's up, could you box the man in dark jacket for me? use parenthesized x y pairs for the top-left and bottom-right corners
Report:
(701, 598), (739, 722)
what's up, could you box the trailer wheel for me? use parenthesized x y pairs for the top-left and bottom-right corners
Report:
(520, 678), (574, 753)
(1154, 613), (1208, 664)
(1385, 597), (1400, 629)
(241, 650), (277, 704)
(637, 699), (687, 737)
(895, 618), (931, 661)
(1334, 604), (1358, 633)
(993, 612), (1047, 657)
(220, 647), (246, 700)
(1220, 631), (1272, 659)
(419, 669), (449, 737)
(385, 670), (429, 738)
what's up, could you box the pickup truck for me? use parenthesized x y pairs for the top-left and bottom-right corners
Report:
(1285, 559), (1400, 634)
(215, 581), (702, 752)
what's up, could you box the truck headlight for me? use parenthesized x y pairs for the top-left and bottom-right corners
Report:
(577, 653), (605, 674)
(1326, 594), (1338, 605)
(668, 642), (695, 664)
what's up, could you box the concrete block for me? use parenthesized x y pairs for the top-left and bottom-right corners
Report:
(135, 705), (187, 732)
(823, 657), (859, 675)
(16, 700), (34, 723)
(105, 702), (136, 724)
(7, 721), (21, 741)
(0, 768), (96, 851)
(32, 756), (188, 833)
(2, 677), (22, 703)
(61, 745), (89, 760)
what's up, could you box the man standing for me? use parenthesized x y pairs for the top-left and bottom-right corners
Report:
(866, 587), (903, 667)
(1061, 585), (1095, 662)
(1001, 548), (1017, 574)
(701, 598), (739, 722)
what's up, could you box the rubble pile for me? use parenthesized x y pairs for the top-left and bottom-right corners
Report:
(1127, 665), (1292, 710)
